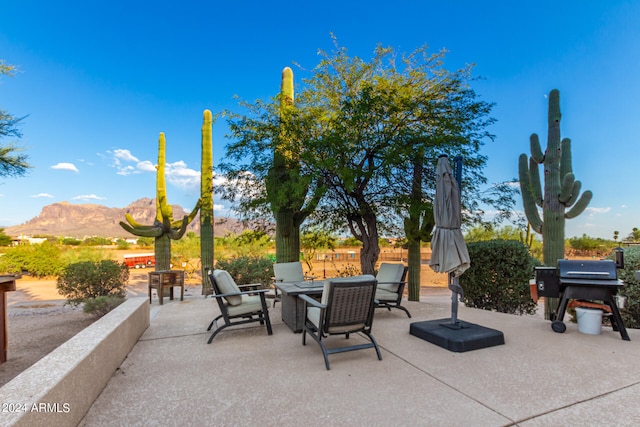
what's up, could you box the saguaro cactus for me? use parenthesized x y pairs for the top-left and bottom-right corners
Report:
(200, 110), (214, 294)
(120, 133), (200, 270)
(519, 89), (592, 317)
(266, 67), (323, 263)
(403, 147), (435, 301)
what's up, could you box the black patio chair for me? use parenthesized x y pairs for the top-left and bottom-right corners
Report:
(374, 263), (411, 318)
(206, 269), (272, 344)
(300, 276), (382, 370)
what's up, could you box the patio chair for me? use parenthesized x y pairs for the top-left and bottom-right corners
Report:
(374, 263), (411, 318)
(206, 269), (273, 344)
(272, 261), (315, 307)
(300, 276), (382, 370)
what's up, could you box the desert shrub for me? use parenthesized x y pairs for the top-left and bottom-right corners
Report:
(82, 295), (126, 317)
(334, 263), (362, 277)
(0, 241), (64, 277)
(610, 246), (640, 328)
(57, 260), (128, 306)
(214, 256), (273, 286)
(459, 239), (539, 315)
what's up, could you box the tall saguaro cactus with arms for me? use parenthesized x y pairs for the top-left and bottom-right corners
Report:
(120, 133), (201, 270)
(200, 110), (214, 294)
(266, 67), (323, 263)
(518, 89), (592, 318)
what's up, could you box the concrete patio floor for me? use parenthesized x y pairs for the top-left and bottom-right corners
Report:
(80, 290), (640, 426)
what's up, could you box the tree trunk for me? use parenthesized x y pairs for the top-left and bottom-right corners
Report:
(358, 213), (380, 275)
(275, 209), (300, 263)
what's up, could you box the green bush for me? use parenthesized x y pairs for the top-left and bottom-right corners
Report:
(459, 240), (539, 315)
(82, 295), (126, 317)
(57, 260), (129, 306)
(214, 256), (273, 287)
(611, 246), (640, 329)
(0, 241), (64, 277)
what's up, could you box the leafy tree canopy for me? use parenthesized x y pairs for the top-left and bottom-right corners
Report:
(1, 60), (31, 178)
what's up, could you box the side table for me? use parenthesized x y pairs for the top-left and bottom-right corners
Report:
(148, 270), (185, 305)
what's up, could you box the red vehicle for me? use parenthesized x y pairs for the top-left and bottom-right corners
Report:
(123, 253), (156, 269)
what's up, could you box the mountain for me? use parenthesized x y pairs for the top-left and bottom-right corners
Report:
(3, 198), (250, 239)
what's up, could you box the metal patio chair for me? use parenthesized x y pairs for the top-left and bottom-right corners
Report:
(206, 269), (272, 344)
(300, 276), (382, 370)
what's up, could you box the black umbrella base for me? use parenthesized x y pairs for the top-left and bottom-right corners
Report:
(410, 319), (505, 353)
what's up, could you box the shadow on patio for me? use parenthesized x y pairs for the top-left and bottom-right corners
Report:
(80, 291), (640, 426)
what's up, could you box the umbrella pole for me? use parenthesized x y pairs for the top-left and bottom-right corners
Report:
(448, 273), (463, 326)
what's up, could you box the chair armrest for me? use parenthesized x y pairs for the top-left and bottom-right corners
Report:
(212, 288), (269, 299)
(299, 294), (325, 309)
(238, 283), (264, 289)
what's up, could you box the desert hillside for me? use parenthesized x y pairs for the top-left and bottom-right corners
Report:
(3, 198), (250, 239)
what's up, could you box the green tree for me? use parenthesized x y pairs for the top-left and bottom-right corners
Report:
(1, 60), (31, 178)
(626, 227), (640, 243)
(300, 228), (337, 273)
(172, 231), (201, 279)
(0, 228), (11, 246)
(298, 39), (508, 275)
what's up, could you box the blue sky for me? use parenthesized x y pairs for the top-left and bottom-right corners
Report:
(1, 0), (639, 240)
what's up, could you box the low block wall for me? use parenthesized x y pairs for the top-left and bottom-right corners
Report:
(0, 297), (149, 427)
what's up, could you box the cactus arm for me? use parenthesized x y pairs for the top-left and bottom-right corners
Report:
(560, 138), (572, 177)
(168, 215), (190, 240)
(528, 157), (543, 207)
(519, 153), (543, 233)
(564, 180), (582, 207)
(559, 173), (575, 204)
(530, 134), (544, 163)
(565, 190), (592, 219)
(119, 221), (163, 237)
(123, 213), (157, 230)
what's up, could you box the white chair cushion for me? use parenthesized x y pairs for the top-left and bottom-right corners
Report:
(227, 295), (268, 316)
(213, 269), (242, 306)
(307, 306), (321, 328)
(376, 263), (404, 292)
(375, 288), (398, 301)
(273, 262), (305, 282)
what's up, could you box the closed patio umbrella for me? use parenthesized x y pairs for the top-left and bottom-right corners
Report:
(429, 155), (470, 326)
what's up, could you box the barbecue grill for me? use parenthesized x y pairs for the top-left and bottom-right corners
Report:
(534, 260), (629, 340)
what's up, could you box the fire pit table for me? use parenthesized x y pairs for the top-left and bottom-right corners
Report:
(535, 260), (629, 341)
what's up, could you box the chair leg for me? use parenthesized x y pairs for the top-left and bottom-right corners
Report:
(320, 342), (331, 370)
(366, 332), (383, 361)
(399, 305), (412, 318)
(207, 323), (229, 344)
(207, 314), (223, 331)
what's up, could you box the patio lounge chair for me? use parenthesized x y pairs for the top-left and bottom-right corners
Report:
(272, 261), (315, 307)
(300, 276), (382, 370)
(206, 269), (273, 344)
(374, 263), (411, 318)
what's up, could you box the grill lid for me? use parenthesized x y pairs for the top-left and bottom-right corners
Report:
(557, 259), (621, 286)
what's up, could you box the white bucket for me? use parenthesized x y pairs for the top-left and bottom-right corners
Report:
(576, 307), (603, 335)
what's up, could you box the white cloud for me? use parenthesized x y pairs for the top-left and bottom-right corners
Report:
(72, 194), (107, 201)
(31, 193), (54, 198)
(113, 149), (139, 163)
(585, 207), (611, 216)
(166, 161), (200, 189)
(115, 165), (136, 176)
(51, 162), (79, 172)
(213, 203), (225, 211)
(137, 160), (156, 172)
